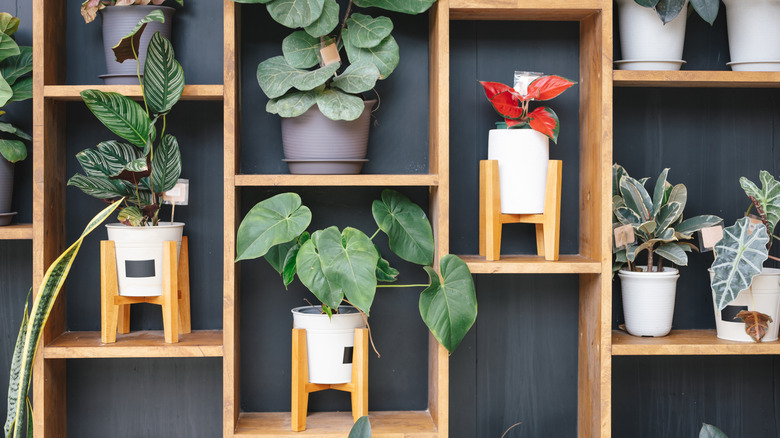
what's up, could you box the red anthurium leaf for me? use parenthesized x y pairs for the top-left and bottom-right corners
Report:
(528, 106), (560, 143)
(505, 118), (528, 128)
(527, 75), (577, 101)
(488, 91), (524, 120)
(736, 310), (773, 342)
(479, 81), (518, 100)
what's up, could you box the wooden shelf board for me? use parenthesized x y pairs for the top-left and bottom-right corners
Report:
(458, 254), (601, 274)
(612, 329), (780, 355)
(449, 0), (602, 20)
(235, 411), (438, 437)
(0, 223), (33, 240)
(43, 84), (224, 101)
(613, 70), (780, 88)
(43, 330), (224, 358)
(234, 174), (439, 187)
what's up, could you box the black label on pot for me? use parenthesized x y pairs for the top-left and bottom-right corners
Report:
(343, 346), (353, 364)
(125, 260), (155, 278)
(722, 305), (748, 322)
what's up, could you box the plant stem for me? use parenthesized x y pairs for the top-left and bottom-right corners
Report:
(768, 254), (780, 263)
(334, 0), (354, 49)
(646, 247), (654, 272)
(370, 228), (380, 240)
(377, 284), (429, 288)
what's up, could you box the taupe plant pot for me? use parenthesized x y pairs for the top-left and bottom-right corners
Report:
(0, 159), (14, 226)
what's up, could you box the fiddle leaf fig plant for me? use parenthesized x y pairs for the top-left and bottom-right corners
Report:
(230, 0), (436, 121)
(635, 0), (719, 25)
(235, 189), (478, 353)
(0, 12), (32, 164)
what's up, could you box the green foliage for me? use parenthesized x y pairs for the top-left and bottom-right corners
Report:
(699, 423), (728, 438)
(235, 189), (478, 354)
(0, 13), (32, 164)
(633, 0), (719, 25)
(81, 0), (184, 24)
(68, 29), (184, 226)
(348, 416), (371, 438)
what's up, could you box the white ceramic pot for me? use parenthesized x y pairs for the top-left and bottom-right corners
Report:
(709, 267), (780, 342)
(615, 0), (687, 70)
(106, 222), (184, 297)
(723, 0), (780, 71)
(487, 129), (549, 214)
(292, 306), (366, 384)
(619, 267), (680, 337)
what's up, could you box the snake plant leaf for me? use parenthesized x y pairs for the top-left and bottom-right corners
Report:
(117, 206), (144, 226)
(0, 13), (19, 37)
(256, 56), (304, 99)
(0, 139), (25, 163)
(375, 246), (399, 282)
(619, 175), (652, 222)
(291, 61), (340, 91)
(331, 61), (380, 94)
(1, 46), (32, 86)
(655, 242), (688, 266)
(267, 0), (325, 29)
(348, 416), (371, 438)
(282, 31), (320, 69)
(304, 0), (339, 37)
(67, 174), (132, 200)
(0, 121), (30, 141)
(655, 201), (683, 232)
(4, 200), (121, 438)
(420, 255), (477, 354)
(296, 229), (342, 310)
(143, 32), (185, 115)
(266, 89), (318, 118)
(690, 0), (719, 25)
(266, 239), (298, 275)
(112, 10), (165, 64)
(0, 30), (19, 65)
(652, 168), (670, 216)
(343, 28), (399, 79)
(81, 90), (151, 148)
(8, 76), (31, 103)
(740, 171), (780, 237)
(236, 193), (312, 261)
(372, 189), (434, 266)
(699, 423), (728, 438)
(353, 0), (436, 14)
(3, 292), (28, 438)
(614, 206), (642, 227)
(655, 0), (687, 24)
(346, 14), (393, 49)
(146, 134), (181, 193)
(282, 242), (301, 288)
(711, 217), (770, 311)
(674, 214), (722, 238)
(315, 88), (365, 121)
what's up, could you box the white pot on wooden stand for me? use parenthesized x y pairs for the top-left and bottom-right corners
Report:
(723, 0), (780, 71)
(709, 267), (780, 341)
(619, 267), (679, 337)
(487, 128), (549, 214)
(106, 222), (184, 297)
(615, 0), (687, 71)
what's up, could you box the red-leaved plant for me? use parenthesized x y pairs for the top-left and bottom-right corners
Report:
(479, 75), (576, 143)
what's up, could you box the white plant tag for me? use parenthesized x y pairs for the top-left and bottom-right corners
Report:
(162, 179), (189, 205)
(613, 224), (635, 250)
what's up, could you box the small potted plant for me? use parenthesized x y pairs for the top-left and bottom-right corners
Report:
(0, 12), (32, 226)
(68, 28), (186, 297)
(235, 189), (477, 384)
(615, 0), (719, 70)
(722, 0), (780, 71)
(81, 0), (183, 84)
(478, 72), (576, 214)
(613, 164), (721, 337)
(710, 171), (780, 342)
(229, 0), (436, 174)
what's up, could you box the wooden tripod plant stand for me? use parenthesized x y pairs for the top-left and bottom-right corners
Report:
(479, 160), (562, 261)
(100, 237), (191, 344)
(291, 327), (368, 432)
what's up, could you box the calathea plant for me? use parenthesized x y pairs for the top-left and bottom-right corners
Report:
(81, 0), (184, 24)
(612, 164), (721, 272)
(0, 12), (32, 165)
(235, 189), (478, 353)
(230, 0), (437, 121)
(634, 0), (719, 25)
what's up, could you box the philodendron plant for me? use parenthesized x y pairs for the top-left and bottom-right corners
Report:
(235, 189), (478, 353)
(612, 164), (721, 272)
(0, 13), (32, 165)
(68, 26), (185, 226)
(81, 0), (184, 24)
(634, 0), (719, 25)
(229, 0), (436, 121)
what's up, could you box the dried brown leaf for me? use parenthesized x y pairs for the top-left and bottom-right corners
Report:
(735, 310), (773, 342)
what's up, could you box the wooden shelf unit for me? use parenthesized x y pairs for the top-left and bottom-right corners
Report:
(0, 224), (33, 240)
(613, 70), (780, 88)
(43, 84), (225, 101)
(44, 330), (224, 359)
(459, 254), (601, 274)
(234, 411), (438, 437)
(234, 173), (440, 187)
(612, 330), (780, 356)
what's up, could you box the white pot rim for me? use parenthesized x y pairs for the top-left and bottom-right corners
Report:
(291, 305), (360, 317)
(106, 222), (185, 229)
(618, 267), (679, 278)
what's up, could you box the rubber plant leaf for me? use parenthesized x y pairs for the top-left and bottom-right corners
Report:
(235, 193), (313, 261)
(315, 88), (364, 121)
(736, 310), (773, 342)
(4, 200), (122, 438)
(711, 217), (769, 311)
(699, 423), (728, 438)
(346, 13), (393, 49)
(655, 201), (683, 232)
(348, 416), (371, 438)
(527, 106), (560, 143)
(81, 90), (152, 148)
(372, 189), (434, 266)
(112, 10), (165, 64)
(690, 0), (719, 25)
(352, 0), (436, 14)
(655, 0), (687, 24)
(420, 255), (478, 354)
(613, 164), (627, 198)
(267, 0), (325, 29)
(266, 89), (318, 118)
(0, 139), (25, 163)
(143, 31), (185, 115)
(342, 28), (399, 79)
(655, 242), (688, 266)
(740, 171), (780, 237)
(651, 168), (670, 217)
(331, 61), (381, 95)
(619, 175), (653, 222)
(526, 75), (576, 101)
(674, 215), (722, 239)
(486, 91), (524, 120)
(282, 31), (320, 69)
(304, 0), (339, 38)
(614, 206), (642, 227)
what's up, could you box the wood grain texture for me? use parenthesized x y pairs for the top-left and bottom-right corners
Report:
(235, 411), (438, 437)
(234, 174), (439, 187)
(0, 224), (33, 240)
(43, 330), (224, 358)
(614, 70), (780, 88)
(449, 0), (602, 20)
(459, 254), (601, 274)
(43, 85), (224, 101)
(613, 329), (780, 355)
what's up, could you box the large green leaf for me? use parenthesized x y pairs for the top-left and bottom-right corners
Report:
(420, 255), (477, 354)
(236, 193), (312, 261)
(148, 134), (181, 193)
(81, 90), (151, 148)
(267, 0), (325, 28)
(690, 0), (719, 25)
(282, 31), (320, 69)
(94, 140), (144, 177)
(0, 31), (19, 65)
(0, 121), (30, 141)
(8, 76), (31, 103)
(655, 201), (683, 233)
(0, 74), (12, 107)
(655, 242), (688, 266)
(304, 0), (339, 37)
(0, 46), (32, 86)
(343, 29), (399, 79)
(619, 175), (652, 222)
(143, 32), (185, 115)
(296, 229), (342, 309)
(353, 0), (436, 14)
(66, 174), (131, 200)
(315, 88), (365, 121)
(266, 89), (318, 118)
(256, 56), (339, 99)
(651, 168), (669, 217)
(740, 171), (780, 237)
(4, 200), (121, 438)
(319, 227), (379, 314)
(348, 416), (371, 438)
(0, 139), (25, 163)
(699, 423), (728, 438)
(331, 61), (380, 94)
(266, 239), (299, 275)
(372, 189), (434, 265)
(634, 0), (660, 7)
(674, 214), (722, 238)
(614, 206), (642, 227)
(655, 0), (687, 23)
(0, 13), (20, 37)
(112, 10), (165, 64)
(292, 62), (340, 91)
(346, 14), (393, 49)
(711, 217), (769, 311)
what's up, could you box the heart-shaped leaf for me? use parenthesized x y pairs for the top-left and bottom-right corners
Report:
(352, 0), (435, 14)
(282, 31), (320, 69)
(315, 88), (365, 121)
(343, 29), (399, 79)
(267, 0), (325, 28)
(81, 90), (152, 148)
(485, 90), (523, 120)
(711, 217), (769, 311)
(236, 193), (312, 261)
(0, 139), (25, 163)
(331, 61), (380, 94)
(346, 14), (393, 49)
(143, 31), (185, 115)
(527, 106), (560, 143)
(736, 310), (773, 342)
(304, 0), (339, 37)
(740, 171), (780, 237)
(266, 89), (318, 118)
(526, 75), (576, 101)
(372, 189), (434, 266)
(690, 0), (719, 25)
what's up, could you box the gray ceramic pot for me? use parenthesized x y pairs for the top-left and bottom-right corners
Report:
(0, 158), (12, 213)
(100, 5), (175, 84)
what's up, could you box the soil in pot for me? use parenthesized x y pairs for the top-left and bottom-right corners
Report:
(619, 267), (679, 337)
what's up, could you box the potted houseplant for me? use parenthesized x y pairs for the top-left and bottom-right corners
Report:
(0, 13), (32, 226)
(229, 0), (437, 174)
(478, 73), (576, 214)
(81, 0), (183, 84)
(613, 165), (721, 337)
(68, 28), (186, 297)
(615, 0), (720, 70)
(722, 0), (780, 71)
(710, 171), (780, 342)
(235, 190), (478, 384)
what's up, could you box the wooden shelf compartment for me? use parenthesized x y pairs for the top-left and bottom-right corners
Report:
(234, 174), (439, 187)
(613, 70), (780, 88)
(0, 224), (33, 240)
(458, 254), (602, 274)
(449, 0), (604, 20)
(43, 330), (224, 359)
(43, 84), (225, 101)
(612, 329), (780, 356)
(234, 411), (438, 437)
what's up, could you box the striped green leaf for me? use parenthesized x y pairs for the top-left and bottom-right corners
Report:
(112, 10), (165, 64)
(4, 292), (28, 438)
(92, 140), (144, 177)
(67, 173), (132, 200)
(740, 171), (780, 237)
(711, 217), (769, 311)
(148, 134), (181, 194)
(81, 90), (151, 148)
(143, 32), (185, 115)
(118, 206), (144, 226)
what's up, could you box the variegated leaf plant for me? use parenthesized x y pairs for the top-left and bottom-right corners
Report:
(81, 0), (184, 24)
(68, 25), (184, 226)
(0, 12), (32, 165)
(612, 164), (722, 273)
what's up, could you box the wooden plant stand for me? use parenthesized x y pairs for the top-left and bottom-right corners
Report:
(479, 160), (562, 261)
(291, 327), (368, 432)
(100, 237), (191, 344)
